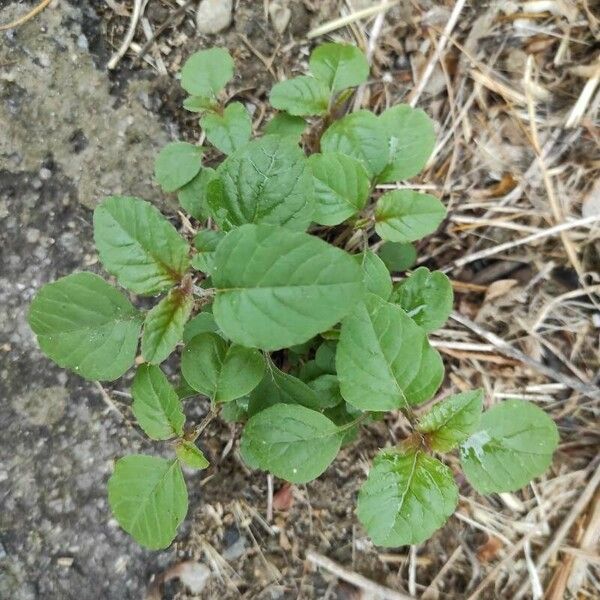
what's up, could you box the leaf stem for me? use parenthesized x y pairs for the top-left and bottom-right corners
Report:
(336, 411), (371, 433)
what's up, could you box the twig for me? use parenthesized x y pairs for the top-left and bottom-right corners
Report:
(307, 0), (398, 39)
(306, 550), (416, 600)
(421, 546), (462, 599)
(449, 214), (600, 270)
(565, 62), (600, 128)
(450, 311), (600, 399)
(0, 0), (52, 31)
(107, 0), (149, 70)
(266, 474), (273, 523)
(133, 0), (195, 65)
(513, 461), (600, 599)
(408, 0), (466, 107)
(408, 546), (417, 597)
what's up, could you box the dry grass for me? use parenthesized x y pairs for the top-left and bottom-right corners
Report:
(98, 1), (600, 598)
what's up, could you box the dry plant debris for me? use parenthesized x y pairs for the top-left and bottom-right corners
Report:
(75, 0), (600, 598)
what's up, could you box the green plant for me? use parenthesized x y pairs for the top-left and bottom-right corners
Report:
(28, 44), (559, 550)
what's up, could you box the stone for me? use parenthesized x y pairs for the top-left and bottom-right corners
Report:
(196, 0), (233, 34)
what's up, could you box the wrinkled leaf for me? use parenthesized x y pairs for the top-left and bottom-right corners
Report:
(375, 190), (446, 243)
(240, 404), (342, 483)
(378, 105), (435, 182)
(212, 224), (364, 350)
(93, 196), (190, 295)
(308, 153), (370, 226)
(181, 48), (234, 98)
(460, 400), (559, 494)
(108, 455), (188, 549)
(132, 364), (185, 440)
(181, 332), (265, 403)
(309, 42), (369, 92)
(418, 389), (484, 452)
(391, 267), (453, 332)
(191, 228), (225, 274)
(320, 110), (387, 177)
(141, 288), (193, 364)
(154, 142), (203, 193)
(270, 75), (329, 116)
(208, 136), (314, 231)
(201, 102), (252, 155)
(357, 449), (458, 546)
(28, 272), (142, 381)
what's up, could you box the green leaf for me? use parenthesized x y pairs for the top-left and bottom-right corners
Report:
(208, 136), (314, 231)
(176, 441), (209, 469)
(248, 364), (322, 416)
(324, 402), (361, 445)
(240, 404), (342, 483)
(183, 95), (218, 113)
(309, 42), (369, 92)
(378, 105), (436, 182)
(180, 48), (234, 98)
(264, 113), (306, 140)
(132, 364), (185, 440)
(108, 455), (187, 549)
(354, 251), (393, 300)
(191, 228), (225, 274)
(183, 312), (218, 343)
(378, 242), (417, 272)
(220, 397), (249, 422)
(177, 167), (216, 221)
(459, 399), (559, 494)
(375, 190), (446, 243)
(154, 142), (203, 193)
(336, 294), (441, 411)
(402, 339), (444, 406)
(418, 389), (484, 452)
(315, 340), (337, 373)
(308, 153), (370, 226)
(212, 224), (364, 350)
(201, 102), (252, 155)
(181, 332), (265, 403)
(28, 272), (142, 381)
(357, 449), (458, 547)
(93, 196), (190, 295)
(391, 267), (453, 332)
(320, 110), (387, 177)
(269, 76), (330, 116)
(306, 374), (344, 409)
(141, 289), (193, 364)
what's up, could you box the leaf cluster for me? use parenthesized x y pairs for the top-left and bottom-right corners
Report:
(28, 44), (559, 550)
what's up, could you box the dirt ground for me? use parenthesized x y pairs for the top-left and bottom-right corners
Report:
(1, 1), (599, 599)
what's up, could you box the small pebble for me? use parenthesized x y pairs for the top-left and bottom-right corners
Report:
(196, 0), (232, 34)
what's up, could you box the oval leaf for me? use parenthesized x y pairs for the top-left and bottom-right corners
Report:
(181, 332), (265, 403)
(459, 399), (559, 494)
(402, 339), (444, 406)
(378, 105), (436, 183)
(183, 312), (218, 343)
(418, 389), (484, 452)
(269, 75), (330, 116)
(191, 228), (225, 274)
(212, 224), (364, 350)
(264, 113), (306, 140)
(320, 110), (387, 177)
(336, 294), (438, 411)
(391, 267), (453, 332)
(378, 242), (417, 272)
(132, 364), (185, 440)
(28, 272), (142, 381)
(176, 441), (209, 469)
(208, 136), (314, 231)
(108, 455), (188, 549)
(309, 42), (369, 92)
(154, 142), (203, 192)
(181, 48), (234, 98)
(141, 288), (194, 364)
(93, 196), (190, 295)
(357, 449), (458, 547)
(240, 404), (342, 483)
(248, 365), (324, 416)
(177, 167), (216, 221)
(354, 251), (393, 300)
(309, 152), (370, 226)
(200, 102), (252, 155)
(375, 190), (446, 243)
